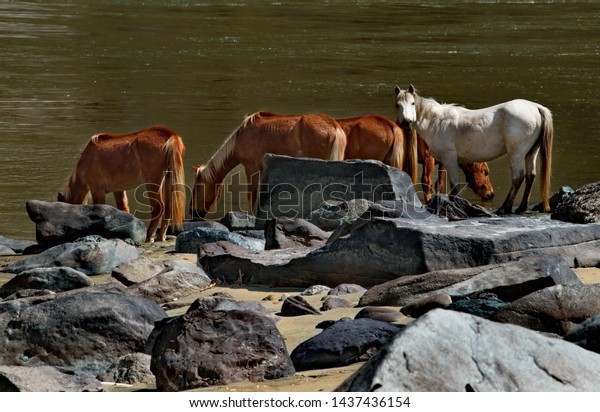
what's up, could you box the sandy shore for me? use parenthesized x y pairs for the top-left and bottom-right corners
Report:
(1, 237), (599, 392)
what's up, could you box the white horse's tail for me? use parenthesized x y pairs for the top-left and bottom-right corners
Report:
(538, 106), (554, 212)
(329, 125), (347, 160)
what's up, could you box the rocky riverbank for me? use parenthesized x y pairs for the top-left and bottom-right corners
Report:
(3, 158), (600, 392)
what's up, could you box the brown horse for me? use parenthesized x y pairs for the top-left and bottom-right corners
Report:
(337, 114), (418, 183)
(57, 126), (186, 242)
(418, 135), (494, 203)
(189, 111), (347, 219)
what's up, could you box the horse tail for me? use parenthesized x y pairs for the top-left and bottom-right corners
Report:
(386, 123), (405, 170)
(538, 106), (554, 212)
(162, 134), (186, 231)
(328, 125), (347, 161)
(404, 128), (419, 184)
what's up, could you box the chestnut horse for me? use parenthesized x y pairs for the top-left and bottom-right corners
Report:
(418, 135), (494, 203)
(58, 126), (186, 242)
(189, 111), (347, 219)
(337, 114), (419, 183)
(395, 85), (553, 214)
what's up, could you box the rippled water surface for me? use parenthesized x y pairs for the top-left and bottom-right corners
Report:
(1, 1), (600, 239)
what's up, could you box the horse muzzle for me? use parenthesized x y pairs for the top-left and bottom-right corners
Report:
(398, 120), (413, 133)
(481, 192), (495, 201)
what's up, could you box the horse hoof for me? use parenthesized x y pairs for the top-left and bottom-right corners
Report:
(496, 207), (512, 216)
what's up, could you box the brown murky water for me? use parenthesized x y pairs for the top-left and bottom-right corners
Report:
(1, 1), (600, 240)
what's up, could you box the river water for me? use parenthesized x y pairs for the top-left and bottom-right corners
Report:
(1, 1), (599, 240)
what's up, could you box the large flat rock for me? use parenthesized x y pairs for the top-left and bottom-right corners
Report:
(199, 216), (600, 288)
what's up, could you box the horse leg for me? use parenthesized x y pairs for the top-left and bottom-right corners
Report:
(90, 190), (106, 205)
(145, 184), (164, 242)
(246, 169), (261, 215)
(515, 149), (539, 214)
(435, 165), (446, 197)
(439, 152), (462, 198)
(113, 191), (129, 212)
(421, 155), (435, 203)
(497, 157), (526, 215)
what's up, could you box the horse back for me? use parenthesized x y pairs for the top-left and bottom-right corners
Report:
(337, 114), (397, 160)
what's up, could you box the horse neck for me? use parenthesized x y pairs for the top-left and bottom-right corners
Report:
(415, 95), (440, 134)
(63, 172), (89, 203)
(201, 133), (239, 185)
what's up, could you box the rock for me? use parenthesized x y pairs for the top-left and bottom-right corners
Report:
(355, 307), (404, 323)
(0, 289), (167, 375)
(280, 295), (321, 316)
(175, 226), (264, 253)
(564, 313), (600, 354)
(127, 259), (212, 304)
(0, 267), (92, 298)
(359, 255), (582, 307)
(181, 220), (230, 233)
(150, 296), (294, 391)
(552, 182), (600, 223)
(490, 284), (600, 335)
(220, 211), (256, 230)
(338, 309), (600, 391)
(99, 353), (154, 385)
(328, 284), (367, 296)
(111, 257), (164, 286)
(301, 285), (331, 296)
(400, 293), (453, 318)
(26, 200), (147, 246)
(0, 245), (16, 256)
(533, 186), (574, 213)
(1, 236), (139, 276)
(290, 318), (404, 371)
(0, 235), (36, 254)
(264, 218), (329, 250)
(426, 194), (496, 221)
(255, 155), (421, 227)
(327, 199), (439, 243)
(309, 199), (373, 231)
(447, 293), (509, 319)
(201, 215), (600, 288)
(320, 296), (354, 311)
(0, 365), (102, 392)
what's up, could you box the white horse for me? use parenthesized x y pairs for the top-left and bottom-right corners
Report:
(394, 85), (553, 214)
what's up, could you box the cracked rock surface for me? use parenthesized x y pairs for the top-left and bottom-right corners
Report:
(338, 309), (600, 391)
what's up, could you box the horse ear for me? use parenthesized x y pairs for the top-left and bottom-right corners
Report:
(408, 84), (416, 94)
(394, 85), (401, 95)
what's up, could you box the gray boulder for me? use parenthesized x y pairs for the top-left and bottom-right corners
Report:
(0, 289), (167, 375)
(111, 257), (165, 286)
(220, 211), (256, 230)
(99, 353), (154, 385)
(359, 255), (581, 307)
(0, 235), (36, 254)
(0, 366), (102, 392)
(426, 194), (495, 221)
(1, 236), (138, 276)
(338, 309), (600, 391)
(564, 312), (600, 354)
(200, 216), (600, 288)
(175, 226), (264, 253)
(0, 267), (92, 298)
(26, 200), (146, 246)
(255, 155), (421, 227)
(491, 284), (600, 335)
(150, 296), (294, 391)
(127, 259), (212, 304)
(291, 318), (404, 371)
(552, 182), (600, 223)
(264, 218), (329, 250)
(309, 199), (373, 231)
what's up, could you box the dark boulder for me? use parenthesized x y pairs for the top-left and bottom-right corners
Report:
(0, 267), (92, 298)
(175, 226), (264, 253)
(26, 200), (146, 246)
(552, 182), (600, 223)
(291, 318), (404, 371)
(150, 296), (294, 391)
(264, 218), (329, 250)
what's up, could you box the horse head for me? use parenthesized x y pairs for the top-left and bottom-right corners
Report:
(460, 162), (495, 201)
(394, 84), (418, 133)
(189, 164), (222, 220)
